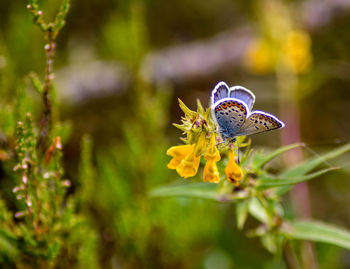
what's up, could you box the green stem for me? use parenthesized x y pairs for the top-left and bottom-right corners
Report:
(283, 242), (300, 269)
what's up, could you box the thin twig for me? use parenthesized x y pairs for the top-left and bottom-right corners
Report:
(39, 32), (55, 148)
(27, 0), (69, 152)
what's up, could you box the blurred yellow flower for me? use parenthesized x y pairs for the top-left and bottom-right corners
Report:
(225, 150), (243, 185)
(167, 144), (194, 169)
(203, 134), (221, 183)
(243, 39), (275, 75)
(244, 30), (312, 75)
(283, 30), (312, 74)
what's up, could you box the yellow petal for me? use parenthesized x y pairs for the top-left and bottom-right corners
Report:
(167, 157), (182, 169)
(225, 150), (243, 185)
(203, 160), (220, 183)
(204, 134), (221, 162)
(167, 144), (194, 157)
(167, 144), (195, 170)
(176, 151), (201, 178)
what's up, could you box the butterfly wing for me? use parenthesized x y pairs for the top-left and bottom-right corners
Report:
(235, 111), (285, 137)
(212, 98), (248, 140)
(211, 81), (230, 104)
(229, 86), (255, 111)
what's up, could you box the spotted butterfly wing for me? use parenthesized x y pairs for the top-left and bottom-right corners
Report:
(235, 111), (285, 137)
(213, 98), (248, 139)
(229, 86), (255, 111)
(211, 81), (230, 104)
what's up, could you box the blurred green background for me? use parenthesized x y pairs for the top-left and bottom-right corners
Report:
(1, 0), (350, 268)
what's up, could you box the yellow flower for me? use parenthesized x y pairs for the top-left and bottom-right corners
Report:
(225, 150), (243, 185)
(204, 134), (220, 162)
(203, 134), (221, 183)
(167, 138), (204, 178)
(203, 160), (220, 183)
(167, 144), (194, 169)
(176, 150), (201, 178)
(244, 39), (275, 75)
(283, 30), (312, 74)
(167, 132), (209, 179)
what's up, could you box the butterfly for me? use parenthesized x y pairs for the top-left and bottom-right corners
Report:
(210, 81), (285, 141)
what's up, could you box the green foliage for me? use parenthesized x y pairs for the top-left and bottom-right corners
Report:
(27, 0), (70, 38)
(152, 135), (350, 264)
(274, 143), (350, 195)
(0, 0), (100, 267)
(290, 220), (350, 250)
(150, 182), (219, 200)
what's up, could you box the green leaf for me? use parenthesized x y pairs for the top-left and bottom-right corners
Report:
(261, 233), (278, 253)
(196, 99), (204, 114)
(290, 220), (350, 250)
(0, 231), (18, 258)
(248, 197), (269, 224)
(282, 144), (350, 177)
(150, 182), (219, 200)
(252, 143), (303, 172)
(150, 182), (248, 201)
(54, 0), (70, 37)
(172, 123), (186, 132)
(27, 72), (43, 94)
(275, 143), (350, 195)
(178, 98), (196, 117)
(236, 199), (250, 230)
(256, 167), (336, 189)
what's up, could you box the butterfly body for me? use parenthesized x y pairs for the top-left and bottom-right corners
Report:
(211, 81), (284, 141)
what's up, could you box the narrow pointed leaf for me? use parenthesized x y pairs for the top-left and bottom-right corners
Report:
(236, 199), (250, 230)
(150, 182), (218, 200)
(150, 182), (248, 202)
(290, 220), (350, 250)
(248, 198), (269, 224)
(204, 106), (211, 120)
(275, 143), (350, 195)
(282, 144), (350, 177)
(196, 99), (204, 114)
(261, 234), (278, 253)
(172, 123), (186, 132)
(256, 167), (336, 189)
(178, 98), (196, 117)
(252, 143), (303, 171)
